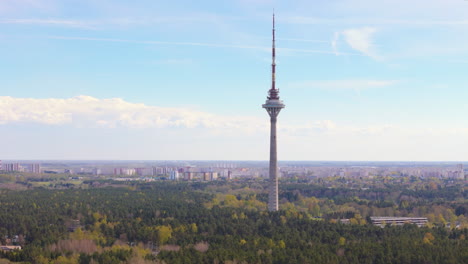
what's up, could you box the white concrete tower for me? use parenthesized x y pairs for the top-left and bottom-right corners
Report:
(263, 13), (285, 212)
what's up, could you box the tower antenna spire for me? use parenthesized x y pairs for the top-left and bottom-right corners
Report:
(268, 12), (279, 100)
(272, 12), (275, 89)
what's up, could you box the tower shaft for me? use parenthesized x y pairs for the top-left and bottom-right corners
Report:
(268, 115), (279, 211)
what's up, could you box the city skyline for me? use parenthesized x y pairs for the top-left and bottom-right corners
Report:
(2, 0), (468, 160)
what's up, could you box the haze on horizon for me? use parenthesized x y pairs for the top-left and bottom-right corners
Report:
(1, 0), (468, 161)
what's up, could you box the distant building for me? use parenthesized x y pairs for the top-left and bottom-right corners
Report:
(67, 219), (81, 232)
(338, 168), (346, 177)
(152, 167), (162, 176)
(170, 170), (179, 180)
(135, 168), (147, 176)
(93, 168), (101, 175)
(163, 167), (171, 175)
(447, 164), (464, 179)
(370, 217), (428, 227)
(184, 172), (193, 180)
(27, 164), (41, 174)
(3, 163), (20, 172)
(0, 245), (22, 252)
(201, 172), (218, 181)
(114, 168), (135, 176)
(339, 219), (351, 224)
(215, 163), (235, 169)
(457, 164), (464, 179)
(152, 167), (173, 176)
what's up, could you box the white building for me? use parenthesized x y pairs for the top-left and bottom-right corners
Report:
(170, 170), (179, 180)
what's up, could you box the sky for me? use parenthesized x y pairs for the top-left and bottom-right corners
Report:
(1, 0), (468, 161)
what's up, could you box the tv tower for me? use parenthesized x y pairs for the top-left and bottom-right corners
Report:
(263, 13), (285, 212)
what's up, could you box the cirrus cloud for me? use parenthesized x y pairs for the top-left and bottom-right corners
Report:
(341, 27), (380, 59)
(289, 79), (397, 91)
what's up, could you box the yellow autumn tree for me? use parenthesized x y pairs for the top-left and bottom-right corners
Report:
(423, 232), (435, 244)
(156, 225), (172, 245)
(338, 237), (346, 246)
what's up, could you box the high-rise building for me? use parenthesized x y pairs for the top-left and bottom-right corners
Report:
(152, 167), (162, 176)
(27, 164), (41, 174)
(170, 170), (179, 180)
(211, 172), (218, 180)
(262, 14), (285, 212)
(184, 172), (193, 180)
(456, 164), (464, 179)
(135, 168), (146, 176)
(3, 163), (20, 172)
(114, 168), (135, 176)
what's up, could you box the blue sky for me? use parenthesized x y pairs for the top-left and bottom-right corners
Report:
(1, 0), (468, 161)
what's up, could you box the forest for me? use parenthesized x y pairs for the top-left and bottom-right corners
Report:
(0, 179), (466, 264)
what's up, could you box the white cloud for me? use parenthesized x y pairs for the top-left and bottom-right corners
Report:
(281, 120), (337, 136)
(152, 58), (193, 65)
(0, 96), (263, 131)
(342, 27), (380, 59)
(0, 13), (239, 29)
(315, 120), (337, 131)
(284, 16), (468, 27)
(3, 95), (464, 141)
(278, 47), (359, 56)
(3, 95), (468, 160)
(0, 95), (399, 139)
(0, 18), (94, 29)
(352, 124), (394, 135)
(49, 35), (269, 51)
(0, 0), (54, 14)
(282, 121), (394, 137)
(447, 59), (468, 64)
(290, 79), (396, 91)
(278, 38), (329, 43)
(331, 32), (340, 55)
(47, 35), (356, 56)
